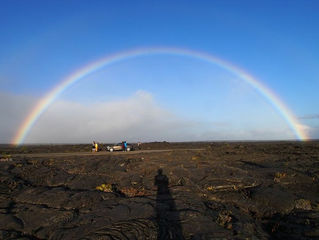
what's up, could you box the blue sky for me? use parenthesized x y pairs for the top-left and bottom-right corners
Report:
(0, 0), (318, 143)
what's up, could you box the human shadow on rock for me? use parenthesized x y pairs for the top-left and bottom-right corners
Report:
(154, 168), (184, 240)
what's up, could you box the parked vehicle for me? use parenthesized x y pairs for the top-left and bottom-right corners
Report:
(106, 143), (133, 152)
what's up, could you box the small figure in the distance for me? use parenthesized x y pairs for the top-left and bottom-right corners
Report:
(95, 142), (99, 152)
(92, 141), (96, 152)
(124, 141), (127, 151)
(122, 141), (125, 151)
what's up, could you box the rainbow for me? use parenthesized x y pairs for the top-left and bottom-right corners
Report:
(12, 47), (308, 144)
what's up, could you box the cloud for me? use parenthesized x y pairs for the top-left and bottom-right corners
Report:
(25, 90), (203, 143)
(296, 123), (311, 131)
(0, 91), (313, 143)
(296, 119), (319, 140)
(296, 123), (319, 140)
(308, 127), (319, 140)
(0, 92), (37, 143)
(299, 114), (319, 120)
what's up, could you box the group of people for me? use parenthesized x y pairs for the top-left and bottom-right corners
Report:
(92, 140), (132, 152)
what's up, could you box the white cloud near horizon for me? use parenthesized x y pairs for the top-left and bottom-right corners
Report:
(28, 90), (201, 143)
(0, 92), (37, 143)
(0, 91), (312, 144)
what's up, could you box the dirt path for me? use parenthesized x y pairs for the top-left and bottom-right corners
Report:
(11, 148), (205, 158)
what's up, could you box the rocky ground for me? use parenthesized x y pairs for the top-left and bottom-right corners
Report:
(0, 141), (319, 239)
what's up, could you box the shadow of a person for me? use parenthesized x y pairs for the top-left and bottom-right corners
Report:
(154, 168), (184, 240)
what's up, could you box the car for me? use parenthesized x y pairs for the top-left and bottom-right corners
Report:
(106, 143), (133, 152)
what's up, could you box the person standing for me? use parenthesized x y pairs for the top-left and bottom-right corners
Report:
(92, 141), (96, 152)
(95, 142), (99, 152)
(124, 141), (127, 151)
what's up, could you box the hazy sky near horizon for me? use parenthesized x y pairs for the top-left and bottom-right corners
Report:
(0, 0), (318, 143)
